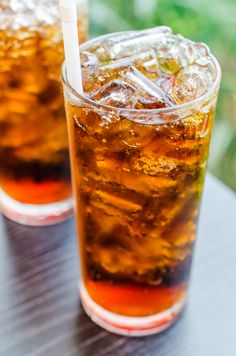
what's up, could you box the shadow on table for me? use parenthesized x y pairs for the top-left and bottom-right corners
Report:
(0, 214), (79, 318)
(71, 308), (190, 356)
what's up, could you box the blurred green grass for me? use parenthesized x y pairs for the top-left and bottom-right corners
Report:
(90, 0), (236, 192)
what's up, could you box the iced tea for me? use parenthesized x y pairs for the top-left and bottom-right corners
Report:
(0, 0), (88, 224)
(63, 27), (221, 335)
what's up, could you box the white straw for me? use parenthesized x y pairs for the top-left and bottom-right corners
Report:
(60, 0), (83, 94)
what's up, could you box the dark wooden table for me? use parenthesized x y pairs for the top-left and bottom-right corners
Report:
(0, 174), (236, 356)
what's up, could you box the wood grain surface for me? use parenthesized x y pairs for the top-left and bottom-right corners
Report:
(0, 174), (236, 356)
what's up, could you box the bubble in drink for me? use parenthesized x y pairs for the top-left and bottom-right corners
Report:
(63, 27), (221, 331)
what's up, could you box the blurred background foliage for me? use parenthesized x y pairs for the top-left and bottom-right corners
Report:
(90, 0), (236, 192)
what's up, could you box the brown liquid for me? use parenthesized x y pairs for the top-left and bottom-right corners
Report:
(66, 98), (214, 316)
(0, 20), (87, 204)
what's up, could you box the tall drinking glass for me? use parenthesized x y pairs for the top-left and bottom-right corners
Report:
(0, 0), (88, 225)
(63, 27), (221, 336)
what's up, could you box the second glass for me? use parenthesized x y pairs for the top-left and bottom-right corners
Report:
(0, 0), (88, 225)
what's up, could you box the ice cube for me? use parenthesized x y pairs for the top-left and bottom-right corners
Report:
(96, 27), (172, 61)
(93, 190), (142, 213)
(10, 0), (33, 12)
(154, 36), (195, 74)
(81, 51), (99, 70)
(81, 51), (99, 91)
(135, 155), (177, 177)
(100, 57), (132, 71)
(35, 1), (58, 25)
(109, 34), (167, 60)
(132, 50), (160, 79)
(122, 67), (173, 108)
(89, 79), (138, 109)
(99, 26), (171, 49)
(158, 58), (181, 75)
(6, 0), (59, 28)
(173, 65), (211, 103)
(155, 75), (175, 95)
(139, 26), (172, 35)
(192, 43), (211, 67)
(100, 50), (160, 80)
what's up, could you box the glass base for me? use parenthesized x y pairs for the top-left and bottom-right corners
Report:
(80, 283), (186, 337)
(0, 189), (74, 226)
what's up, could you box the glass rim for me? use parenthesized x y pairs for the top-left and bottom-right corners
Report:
(62, 30), (222, 117)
